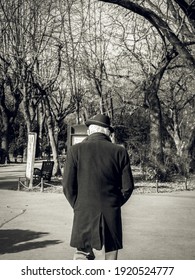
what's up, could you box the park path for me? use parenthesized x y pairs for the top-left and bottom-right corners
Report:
(0, 163), (195, 260)
(0, 162), (42, 190)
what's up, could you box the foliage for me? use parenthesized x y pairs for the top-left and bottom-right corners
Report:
(114, 108), (150, 164)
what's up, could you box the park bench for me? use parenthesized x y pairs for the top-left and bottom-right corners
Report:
(33, 160), (54, 182)
(18, 160), (54, 191)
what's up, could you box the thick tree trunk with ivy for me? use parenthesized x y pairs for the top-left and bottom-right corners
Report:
(0, 79), (22, 161)
(144, 84), (165, 178)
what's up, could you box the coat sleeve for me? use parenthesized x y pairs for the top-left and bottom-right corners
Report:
(62, 148), (78, 208)
(120, 150), (134, 206)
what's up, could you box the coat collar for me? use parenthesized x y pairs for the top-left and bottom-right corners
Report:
(86, 132), (111, 142)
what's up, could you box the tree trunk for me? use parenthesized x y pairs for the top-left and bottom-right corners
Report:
(99, 95), (105, 114)
(0, 109), (9, 161)
(0, 81), (21, 161)
(144, 85), (165, 178)
(75, 100), (80, 124)
(44, 97), (61, 176)
(21, 87), (33, 133)
(168, 110), (195, 176)
(37, 102), (45, 158)
(47, 123), (61, 176)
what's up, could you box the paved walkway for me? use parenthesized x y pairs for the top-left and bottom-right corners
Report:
(0, 163), (195, 260)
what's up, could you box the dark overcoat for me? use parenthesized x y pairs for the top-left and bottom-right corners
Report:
(62, 132), (134, 252)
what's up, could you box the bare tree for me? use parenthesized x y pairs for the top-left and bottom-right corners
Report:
(58, 0), (88, 124)
(0, 0), (73, 173)
(99, 0), (195, 68)
(107, 12), (178, 177)
(78, 0), (119, 117)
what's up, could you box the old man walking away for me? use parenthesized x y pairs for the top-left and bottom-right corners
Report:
(62, 114), (134, 260)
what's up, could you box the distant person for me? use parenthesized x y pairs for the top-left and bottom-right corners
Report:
(62, 114), (134, 260)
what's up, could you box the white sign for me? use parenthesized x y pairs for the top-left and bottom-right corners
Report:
(26, 133), (37, 184)
(72, 135), (87, 145)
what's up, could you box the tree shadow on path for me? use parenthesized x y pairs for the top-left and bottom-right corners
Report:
(0, 229), (62, 255)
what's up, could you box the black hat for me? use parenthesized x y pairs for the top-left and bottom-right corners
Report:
(85, 114), (114, 132)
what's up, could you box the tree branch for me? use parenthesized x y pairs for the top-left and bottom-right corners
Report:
(174, 0), (195, 23)
(99, 0), (195, 69)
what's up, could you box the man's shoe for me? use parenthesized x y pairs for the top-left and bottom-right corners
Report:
(74, 249), (95, 260)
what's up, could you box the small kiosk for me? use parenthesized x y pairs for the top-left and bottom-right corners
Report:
(67, 124), (88, 148)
